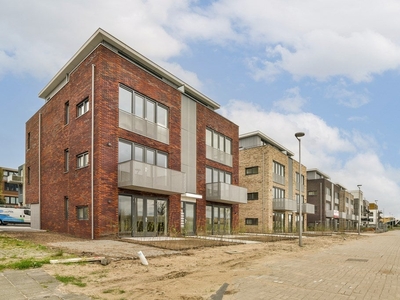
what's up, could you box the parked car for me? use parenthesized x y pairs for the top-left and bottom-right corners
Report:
(0, 214), (26, 225)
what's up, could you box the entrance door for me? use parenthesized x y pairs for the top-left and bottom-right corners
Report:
(118, 195), (168, 237)
(207, 205), (232, 235)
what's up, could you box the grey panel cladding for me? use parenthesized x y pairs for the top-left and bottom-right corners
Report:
(239, 136), (262, 149)
(181, 94), (197, 193)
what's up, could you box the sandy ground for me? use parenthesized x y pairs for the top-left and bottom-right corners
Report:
(1, 231), (366, 300)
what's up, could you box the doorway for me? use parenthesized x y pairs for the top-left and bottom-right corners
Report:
(118, 195), (168, 237)
(206, 205), (231, 235)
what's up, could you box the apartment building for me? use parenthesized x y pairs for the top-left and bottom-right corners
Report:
(25, 28), (246, 239)
(1, 166), (22, 206)
(238, 131), (313, 233)
(349, 189), (364, 231)
(307, 169), (357, 231)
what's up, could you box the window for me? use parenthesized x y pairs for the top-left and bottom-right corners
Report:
(205, 128), (232, 154)
(27, 132), (31, 150)
(64, 149), (69, 172)
(64, 197), (69, 220)
(245, 166), (258, 175)
(273, 161), (285, 176)
(27, 167), (31, 184)
(77, 206), (88, 220)
(205, 167), (232, 184)
(247, 192), (259, 200)
(245, 218), (258, 225)
(273, 187), (285, 199)
(119, 86), (169, 127)
(118, 139), (168, 167)
(77, 152), (89, 168)
(64, 101), (69, 124)
(308, 191), (317, 196)
(77, 98), (89, 117)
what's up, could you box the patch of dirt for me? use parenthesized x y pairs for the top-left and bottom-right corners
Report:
(0, 230), (365, 299)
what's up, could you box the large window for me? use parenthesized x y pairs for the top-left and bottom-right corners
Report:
(273, 161), (285, 176)
(77, 98), (89, 117)
(119, 86), (169, 128)
(118, 139), (168, 168)
(206, 128), (232, 154)
(206, 167), (232, 184)
(273, 187), (285, 199)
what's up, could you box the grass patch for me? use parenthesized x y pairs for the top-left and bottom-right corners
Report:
(55, 275), (87, 287)
(103, 288), (125, 294)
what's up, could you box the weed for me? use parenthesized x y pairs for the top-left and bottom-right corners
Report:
(55, 275), (87, 287)
(103, 288), (125, 294)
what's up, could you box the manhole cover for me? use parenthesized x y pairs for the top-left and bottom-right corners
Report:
(346, 258), (368, 262)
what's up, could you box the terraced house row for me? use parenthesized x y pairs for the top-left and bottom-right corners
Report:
(25, 29), (371, 239)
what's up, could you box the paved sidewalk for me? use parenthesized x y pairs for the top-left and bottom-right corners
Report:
(0, 269), (90, 300)
(223, 231), (400, 299)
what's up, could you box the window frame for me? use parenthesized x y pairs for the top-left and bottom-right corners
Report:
(76, 98), (89, 117)
(77, 206), (89, 220)
(76, 152), (89, 169)
(245, 218), (258, 225)
(245, 166), (259, 175)
(247, 192), (259, 200)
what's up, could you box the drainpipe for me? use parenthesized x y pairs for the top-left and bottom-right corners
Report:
(262, 151), (265, 233)
(91, 64), (95, 240)
(38, 112), (42, 229)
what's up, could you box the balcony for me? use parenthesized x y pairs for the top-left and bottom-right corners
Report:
(339, 212), (346, 219)
(118, 160), (186, 195)
(326, 210), (339, 218)
(302, 203), (315, 214)
(206, 145), (232, 167)
(273, 198), (297, 211)
(7, 174), (23, 184)
(119, 110), (169, 144)
(206, 182), (247, 204)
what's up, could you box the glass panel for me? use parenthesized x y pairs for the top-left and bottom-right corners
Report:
(220, 208), (225, 233)
(213, 169), (218, 183)
(206, 129), (212, 146)
(225, 173), (231, 184)
(156, 152), (167, 168)
(146, 99), (155, 123)
(206, 206), (212, 234)
(134, 94), (144, 118)
(219, 135), (224, 151)
(118, 141), (132, 163)
(184, 203), (195, 235)
(213, 207), (219, 235)
(206, 168), (212, 184)
(137, 198), (144, 232)
(147, 200), (155, 232)
(119, 87), (132, 113)
(219, 170), (225, 183)
(225, 138), (231, 154)
(118, 195), (132, 234)
(146, 149), (155, 165)
(225, 208), (231, 234)
(157, 200), (167, 236)
(213, 132), (218, 149)
(157, 105), (168, 127)
(134, 145), (144, 162)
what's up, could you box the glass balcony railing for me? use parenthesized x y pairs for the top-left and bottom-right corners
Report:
(273, 198), (297, 211)
(118, 160), (186, 195)
(206, 145), (232, 167)
(7, 174), (23, 184)
(206, 182), (247, 204)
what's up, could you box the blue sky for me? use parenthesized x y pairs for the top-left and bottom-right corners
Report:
(1, 0), (400, 218)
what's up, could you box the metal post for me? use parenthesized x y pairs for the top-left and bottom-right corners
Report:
(295, 132), (305, 247)
(357, 184), (362, 235)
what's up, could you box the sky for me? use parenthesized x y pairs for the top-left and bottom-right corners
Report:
(1, 0), (400, 218)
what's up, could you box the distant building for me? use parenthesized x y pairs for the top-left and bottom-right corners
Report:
(0, 166), (23, 206)
(25, 28), (246, 239)
(239, 131), (313, 233)
(307, 169), (356, 231)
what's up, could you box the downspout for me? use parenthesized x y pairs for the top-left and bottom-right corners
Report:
(319, 182), (322, 226)
(262, 150), (265, 233)
(91, 64), (95, 240)
(38, 113), (42, 228)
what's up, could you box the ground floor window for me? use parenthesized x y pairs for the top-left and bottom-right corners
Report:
(181, 202), (196, 235)
(245, 218), (258, 225)
(118, 194), (167, 237)
(273, 212), (285, 233)
(77, 206), (88, 220)
(206, 204), (231, 235)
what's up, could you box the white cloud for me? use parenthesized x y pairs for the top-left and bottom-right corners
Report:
(273, 87), (307, 113)
(221, 99), (400, 217)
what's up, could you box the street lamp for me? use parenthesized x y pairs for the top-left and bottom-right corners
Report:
(375, 200), (378, 231)
(295, 132), (305, 247)
(357, 184), (362, 235)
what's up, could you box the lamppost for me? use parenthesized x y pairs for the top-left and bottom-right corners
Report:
(375, 200), (378, 231)
(357, 184), (362, 235)
(295, 132), (305, 247)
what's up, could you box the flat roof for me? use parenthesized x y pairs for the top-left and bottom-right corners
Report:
(39, 28), (220, 110)
(307, 168), (331, 179)
(239, 131), (295, 156)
